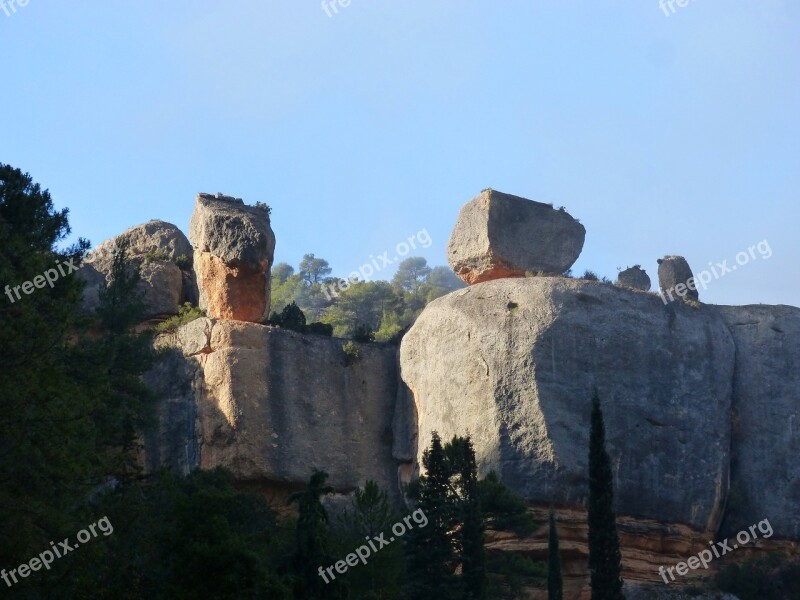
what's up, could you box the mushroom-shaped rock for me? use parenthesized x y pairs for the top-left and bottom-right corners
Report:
(79, 220), (193, 317)
(657, 255), (698, 302)
(189, 193), (275, 323)
(446, 190), (585, 285)
(616, 265), (651, 291)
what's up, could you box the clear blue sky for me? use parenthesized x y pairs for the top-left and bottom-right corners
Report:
(2, 1), (798, 306)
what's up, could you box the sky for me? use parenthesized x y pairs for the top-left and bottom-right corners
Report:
(1, 0), (798, 306)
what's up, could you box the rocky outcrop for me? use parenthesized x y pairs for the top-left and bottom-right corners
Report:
(658, 256), (698, 302)
(718, 304), (800, 540)
(487, 505), (744, 600)
(400, 277), (735, 531)
(617, 265), (651, 291)
(189, 193), (275, 323)
(147, 318), (414, 502)
(446, 190), (585, 285)
(79, 220), (194, 317)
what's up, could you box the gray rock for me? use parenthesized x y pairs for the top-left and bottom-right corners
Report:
(78, 220), (193, 317)
(718, 304), (800, 540)
(446, 190), (585, 285)
(189, 194), (276, 322)
(189, 193), (274, 268)
(148, 319), (414, 503)
(617, 265), (651, 291)
(400, 277), (735, 530)
(658, 256), (699, 302)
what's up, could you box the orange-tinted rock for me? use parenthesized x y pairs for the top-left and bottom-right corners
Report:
(189, 193), (275, 322)
(447, 190), (585, 285)
(194, 252), (269, 322)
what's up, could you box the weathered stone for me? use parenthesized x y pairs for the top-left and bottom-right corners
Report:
(147, 319), (413, 502)
(446, 190), (585, 285)
(616, 265), (651, 291)
(658, 255), (698, 302)
(189, 194), (275, 322)
(718, 304), (800, 540)
(79, 220), (193, 317)
(400, 277), (735, 531)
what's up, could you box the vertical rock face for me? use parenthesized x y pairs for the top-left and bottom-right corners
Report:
(78, 220), (194, 317)
(446, 190), (585, 285)
(658, 255), (698, 302)
(147, 319), (415, 502)
(400, 277), (736, 531)
(718, 304), (800, 540)
(616, 265), (651, 292)
(189, 194), (275, 323)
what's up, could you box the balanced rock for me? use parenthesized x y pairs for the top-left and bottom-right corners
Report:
(189, 193), (275, 322)
(658, 255), (698, 302)
(447, 190), (585, 285)
(79, 220), (193, 317)
(616, 265), (651, 291)
(400, 277), (735, 530)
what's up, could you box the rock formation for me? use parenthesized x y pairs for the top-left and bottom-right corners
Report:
(79, 220), (195, 317)
(117, 187), (799, 598)
(400, 277), (735, 531)
(616, 265), (651, 291)
(718, 304), (800, 540)
(447, 190), (585, 285)
(189, 193), (275, 323)
(147, 318), (415, 502)
(658, 255), (699, 302)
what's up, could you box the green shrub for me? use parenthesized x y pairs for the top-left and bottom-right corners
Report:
(352, 324), (375, 343)
(305, 322), (333, 337)
(343, 341), (361, 366)
(155, 303), (205, 333)
(715, 553), (800, 600)
(175, 254), (192, 270)
(254, 201), (272, 215)
(142, 249), (170, 263)
(581, 270), (599, 281)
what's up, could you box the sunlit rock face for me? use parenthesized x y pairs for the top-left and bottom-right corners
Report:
(189, 193), (275, 323)
(447, 190), (585, 285)
(401, 277), (735, 531)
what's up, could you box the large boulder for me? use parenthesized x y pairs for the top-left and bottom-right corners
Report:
(658, 255), (698, 303)
(718, 304), (800, 540)
(400, 277), (735, 531)
(189, 194), (275, 323)
(446, 190), (585, 285)
(147, 319), (414, 502)
(616, 265), (651, 292)
(79, 220), (193, 317)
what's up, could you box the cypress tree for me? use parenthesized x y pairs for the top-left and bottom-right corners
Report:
(548, 507), (563, 600)
(406, 432), (458, 600)
(588, 391), (625, 599)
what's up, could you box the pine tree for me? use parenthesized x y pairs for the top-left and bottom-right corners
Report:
(548, 507), (563, 600)
(588, 391), (625, 599)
